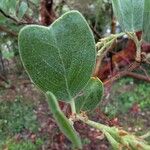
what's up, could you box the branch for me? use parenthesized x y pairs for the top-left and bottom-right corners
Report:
(0, 25), (18, 36)
(0, 9), (18, 23)
(140, 66), (150, 80)
(90, 25), (102, 39)
(0, 8), (38, 25)
(103, 62), (140, 86)
(126, 72), (150, 83)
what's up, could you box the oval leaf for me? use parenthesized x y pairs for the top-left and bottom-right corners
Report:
(46, 91), (82, 149)
(0, 0), (17, 13)
(143, 0), (150, 42)
(75, 77), (104, 113)
(18, 1), (28, 19)
(112, 0), (144, 32)
(19, 11), (96, 102)
(112, 0), (150, 43)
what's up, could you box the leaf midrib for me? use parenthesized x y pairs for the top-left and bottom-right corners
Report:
(50, 28), (72, 100)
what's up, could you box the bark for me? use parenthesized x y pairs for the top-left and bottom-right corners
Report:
(40, 0), (56, 25)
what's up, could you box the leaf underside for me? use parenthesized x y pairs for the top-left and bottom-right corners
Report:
(75, 77), (104, 113)
(112, 0), (150, 42)
(143, 0), (150, 42)
(112, 0), (144, 32)
(19, 11), (96, 102)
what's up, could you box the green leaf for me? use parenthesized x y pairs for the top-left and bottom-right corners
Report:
(18, 1), (28, 19)
(112, 0), (150, 42)
(112, 0), (144, 32)
(75, 77), (103, 113)
(19, 10), (96, 102)
(143, 1), (150, 42)
(46, 91), (82, 149)
(0, 0), (18, 14)
(105, 132), (120, 150)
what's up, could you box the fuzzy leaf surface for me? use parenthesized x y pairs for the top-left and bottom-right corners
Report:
(19, 11), (96, 102)
(46, 91), (82, 149)
(112, 0), (144, 32)
(112, 0), (150, 42)
(75, 77), (103, 113)
(143, 1), (150, 42)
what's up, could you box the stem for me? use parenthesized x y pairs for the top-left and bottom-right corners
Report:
(126, 32), (142, 62)
(133, 35), (142, 62)
(140, 131), (150, 139)
(94, 32), (126, 76)
(97, 39), (115, 56)
(75, 115), (150, 149)
(76, 115), (109, 133)
(70, 100), (76, 114)
(135, 40), (142, 62)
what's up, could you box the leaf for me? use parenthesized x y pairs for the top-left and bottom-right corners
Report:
(105, 132), (120, 150)
(143, 0), (150, 42)
(0, 0), (18, 15)
(75, 77), (103, 113)
(46, 91), (82, 149)
(32, 0), (40, 6)
(18, 1), (28, 19)
(19, 10), (96, 102)
(112, 0), (150, 42)
(112, 0), (144, 32)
